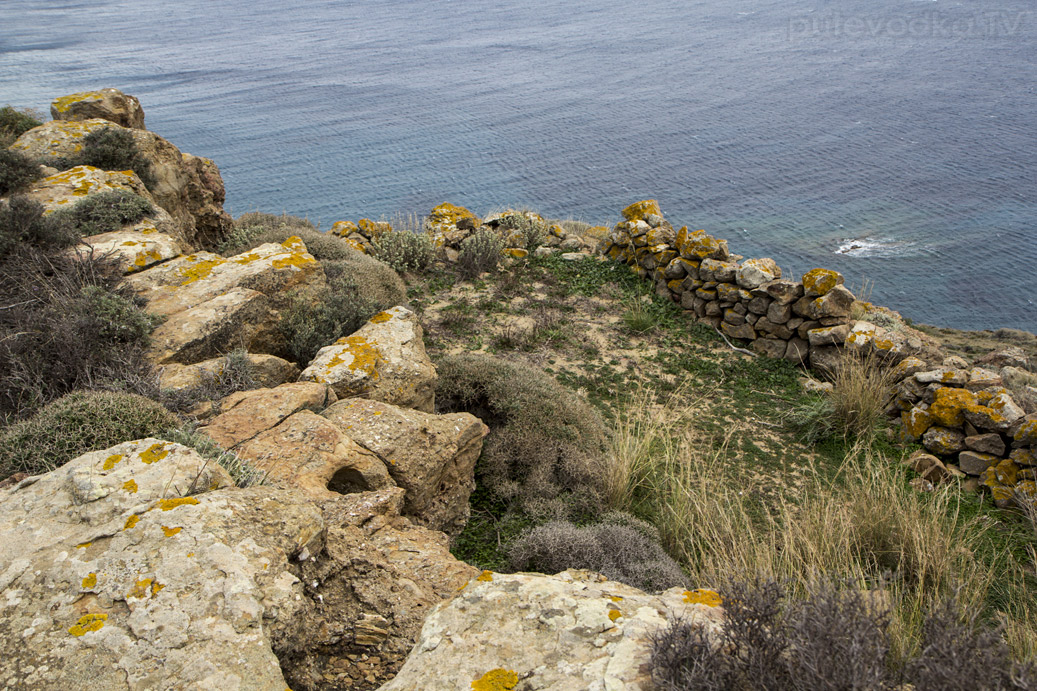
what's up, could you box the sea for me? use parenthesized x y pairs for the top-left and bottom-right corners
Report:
(1, 0), (1035, 331)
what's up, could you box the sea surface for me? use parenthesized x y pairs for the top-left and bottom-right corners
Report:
(2, 0), (1035, 331)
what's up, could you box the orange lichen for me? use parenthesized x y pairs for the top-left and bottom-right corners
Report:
(102, 453), (123, 471)
(610, 596), (624, 602)
(127, 578), (154, 599)
(124, 515), (140, 530)
(901, 408), (932, 441)
(272, 252), (317, 270)
(161, 526), (182, 537)
(82, 573), (97, 589)
(929, 388), (976, 428)
(608, 609), (623, 622)
(476, 570), (494, 582)
(139, 442), (170, 464)
(177, 256), (224, 285)
(158, 497), (199, 511)
(75, 541), (92, 549)
(802, 268), (842, 297)
(232, 252), (261, 265)
(330, 220), (359, 237)
(122, 478), (138, 494)
(324, 335), (383, 380)
(51, 91), (106, 113)
(621, 200), (662, 222)
(68, 613), (107, 636)
(683, 589), (723, 607)
(471, 668), (518, 691)
(369, 311), (394, 324)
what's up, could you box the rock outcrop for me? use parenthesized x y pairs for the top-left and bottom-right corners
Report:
(50, 88), (147, 129)
(300, 306), (437, 413)
(380, 569), (725, 691)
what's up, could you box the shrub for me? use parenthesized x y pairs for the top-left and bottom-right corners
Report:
(457, 229), (505, 279)
(435, 353), (609, 520)
(0, 148), (43, 196)
(0, 105), (42, 140)
(220, 212), (321, 257)
(651, 578), (1036, 691)
(50, 189), (153, 237)
(75, 126), (156, 189)
(159, 349), (260, 414)
(371, 230), (435, 274)
(163, 423), (266, 488)
(498, 212), (547, 251)
(0, 390), (178, 479)
(507, 512), (686, 592)
(0, 195), (78, 254)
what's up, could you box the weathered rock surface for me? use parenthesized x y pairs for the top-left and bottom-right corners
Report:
(13, 113), (232, 249)
(23, 164), (173, 226)
(200, 382), (337, 450)
(124, 237), (325, 363)
(0, 438), (318, 691)
(234, 410), (396, 499)
(157, 353), (300, 392)
(379, 569), (725, 691)
(322, 398), (488, 534)
(50, 88), (146, 129)
(300, 306), (437, 413)
(73, 226), (184, 274)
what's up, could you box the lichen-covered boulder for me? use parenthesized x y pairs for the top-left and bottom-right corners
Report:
(233, 410), (396, 499)
(125, 237), (326, 363)
(51, 88), (146, 129)
(72, 226), (184, 274)
(12, 113), (232, 249)
(426, 203), (481, 247)
(322, 398), (488, 534)
(620, 199), (663, 222)
(23, 164), (173, 225)
(802, 268), (844, 297)
(299, 306), (437, 413)
(0, 438), (321, 690)
(379, 569), (725, 691)
(157, 353), (300, 392)
(736, 257), (781, 290)
(200, 382), (337, 451)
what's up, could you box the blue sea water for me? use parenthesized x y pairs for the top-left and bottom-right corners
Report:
(1, 0), (1035, 331)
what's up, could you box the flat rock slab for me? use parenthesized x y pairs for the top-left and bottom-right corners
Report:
(322, 398), (488, 534)
(200, 382), (337, 450)
(73, 226), (183, 274)
(379, 569), (725, 691)
(157, 353), (300, 392)
(300, 306), (437, 413)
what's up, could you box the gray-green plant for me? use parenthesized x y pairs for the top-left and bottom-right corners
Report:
(371, 230), (435, 273)
(164, 424), (267, 488)
(458, 229), (506, 278)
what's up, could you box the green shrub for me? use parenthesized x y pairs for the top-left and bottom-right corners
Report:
(50, 189), (153, 237)
(76, 126), (155, 189)
(0, 149), (43, 196)
(435, 353), (609, 520)
(163, 423), (266, 488)
(371, 230), (435, 274)
(498, 212), (547, 251)
(0, 390), (178, 479)
(0, 106), (42, 138)
(507, 512), (686, 591)
(458, 229), (505, 279)
(0, 195), (78, 254)
(220, 212), (320, 256)
(160, 349), (261, 414)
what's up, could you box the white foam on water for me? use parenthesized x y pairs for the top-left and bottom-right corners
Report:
(835, 236), (911, 257)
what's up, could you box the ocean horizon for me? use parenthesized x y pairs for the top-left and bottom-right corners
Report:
(2, 0), (1035, 331)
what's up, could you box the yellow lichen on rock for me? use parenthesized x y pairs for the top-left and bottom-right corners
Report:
(68, 613), (107, 636)
(124, 514), (140, 530)
(325, 335), (383, 379)
(122, 478), (138, 494)
(139, 442), (170, 464)
(608, 609), (622, 622)
(901, 407), (932, 442)
(621, 200), (662, 222)
(177, 255), (225, 285)
(471, 668), (518, 691)
(158, 497), (200, 511)
(162, 526), (182, 537)
(127, 578), (155, 599)
(427, 203), (480, 234)
(929, 388), (976, 428)
(476, 570), (494, 583)
(102, 453), (124, 471)
(683, 589), (723, 607)
(330, 220), (359, 238)
(51, 91), (107, 113)
(802, 268), (843, 297)
(82, 573), (97, 589)
(369, 311), (394, 324)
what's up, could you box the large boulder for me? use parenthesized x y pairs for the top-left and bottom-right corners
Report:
(0, 438), (316, 690)
(12, 112), (232, 249)
(200, 381), (337, 450)
(124, 237), (326, 364)
(50, 88), (146, 129)
(322, 398), (488, 534)
(299, 306), (437, 413)
(379, 569), (725, 691)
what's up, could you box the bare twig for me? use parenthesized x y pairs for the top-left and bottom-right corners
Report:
(714, 326), (757, 357)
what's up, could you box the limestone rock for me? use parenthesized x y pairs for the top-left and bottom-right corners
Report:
(201, 382), (337, 450)
(808, 324), (851, 347)
(809, 285), (855, 319)
(157, 353), (300, 392)
(620, 199), (662, 222)
(0, 439), (320, 691)
(977, 346), (1028, 370)
(904, 450), (956, 484)
(23, 165), (173, 231)
(736, 257), (780, 290)
(13, 115), (233, 249)
(965, 433), (1007, 457)
(751, 338), (788, 359)
(922, 426), (966, 456)
(72, 227), (184, 275)
(322, 398), (487, 535)
(51, 88), (146, 129)
(809, 345), (844, 376)
(299, 306), (437, 413)
(379, 570), (725, 691)
(802, 268), (844, 297)
(759, 279), (803, 305)
(720, 321), (756, 341)
(234, 410), (395, 499)
(959, 450), (1001, 476)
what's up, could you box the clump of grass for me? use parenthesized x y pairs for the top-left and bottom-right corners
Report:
(0, 148), (43, 196)
(787, 351), (896, 444)
(0, 390), (179, 480)
(435, 353), (609, 521)
(50, 189), (154, 237)
(164, 423), (266, 488)
(506, 511), (686, 592)
(371, 229), (435, 274)
(622, 294), (659, 334)
(160, 349), (260, 414)
(458, 229), (505, 279)
(0, 105), (43, 145)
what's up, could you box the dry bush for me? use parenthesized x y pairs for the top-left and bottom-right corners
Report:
(506, 511), (686, 592)
(51, 126), (156, 189)
(371, 230), (434, 274)
(457, 229), (505, 279)
(0, 390), (178, 480)
(49, 189), (153, 237)
(0, 149), (43, 196)
(435, 353), (609, 520)
(0, 105), (42, 141)
(160, 349), (260, 414)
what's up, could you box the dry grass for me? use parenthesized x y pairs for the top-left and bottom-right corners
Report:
(607, 378), (1037, 662)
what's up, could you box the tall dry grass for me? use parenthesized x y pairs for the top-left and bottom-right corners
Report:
(606, 380), (1037, 661)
